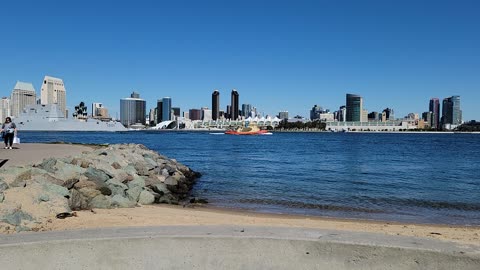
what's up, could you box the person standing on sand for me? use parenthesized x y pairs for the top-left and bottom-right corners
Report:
(1, 117), (17, 149)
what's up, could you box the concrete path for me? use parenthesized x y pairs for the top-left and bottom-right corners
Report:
(0, 226), (479, 269)
(0, 143), (93, 168)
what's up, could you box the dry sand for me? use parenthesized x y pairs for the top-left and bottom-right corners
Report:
(46, 204), (480, 246)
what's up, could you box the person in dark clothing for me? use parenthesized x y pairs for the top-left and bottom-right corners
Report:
(1, 117), (17, 149)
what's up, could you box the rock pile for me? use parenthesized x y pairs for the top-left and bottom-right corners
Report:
(0, 144), (201, 233)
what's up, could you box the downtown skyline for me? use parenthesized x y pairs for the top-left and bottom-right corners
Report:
(0, 1), (479, 120)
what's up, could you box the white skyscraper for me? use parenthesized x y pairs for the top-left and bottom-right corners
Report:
(92, 102), (103, 117)
(11, 81), (36, 117)
(41, 76), (67, 117)
(0, 97), (11, 121)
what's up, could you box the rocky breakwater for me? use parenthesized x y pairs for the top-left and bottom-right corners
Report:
(0, 143), (201, 233)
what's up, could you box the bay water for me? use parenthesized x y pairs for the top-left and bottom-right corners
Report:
(20, 131), (480, 225)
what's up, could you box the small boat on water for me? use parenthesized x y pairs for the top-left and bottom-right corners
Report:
(225, 125), (269, 135)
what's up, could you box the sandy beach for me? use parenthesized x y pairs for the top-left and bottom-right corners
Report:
(2, 143), (479, 247)
(45, 204), (480, 246)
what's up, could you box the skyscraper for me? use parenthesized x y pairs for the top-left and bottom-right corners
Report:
(0, 97), (10, 121)
(241, 103), (252, 118)
(429, 98), (440, 129)
(230, 89), (239, 120)
(156, 100), (163, 123)
(92, 103), (103, 117)
(442, 96), (462, 127)
(11, 81), (36, 117)
(41, 76), (67, 117)
(212, 90), (220, 121)
(189, 109), (202, 120)
(162, 97), (172, 121)
(120, 91), (146, 127)
(346, 94), (363, 122)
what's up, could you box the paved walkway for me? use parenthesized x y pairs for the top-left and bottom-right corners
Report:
(0, 143), (93, 168)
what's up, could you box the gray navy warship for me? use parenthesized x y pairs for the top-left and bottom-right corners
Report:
(14, 104), (126, 131)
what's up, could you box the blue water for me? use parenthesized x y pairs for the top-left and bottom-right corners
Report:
(18, 131), (480, 225)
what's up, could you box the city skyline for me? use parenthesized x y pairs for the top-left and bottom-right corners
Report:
(1, 1), (479, 120)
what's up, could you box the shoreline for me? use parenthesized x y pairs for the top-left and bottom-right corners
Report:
(44, 204), (480, 246)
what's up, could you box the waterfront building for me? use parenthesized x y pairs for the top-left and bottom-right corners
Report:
(310, 105), (325, 120)
(189, 109), (202, 121)
(156, 100), (163, 123)
(368, 111), (379, 121)
(172, 107), (180, 117)
(149, 108), (156, 126)
(346, 94), (363, 122)
(120, 91), (146, 127)
(11, 81), (36, 117)
(230, 89), (239, 120)
(361, 109), (368, 122)
(212, 90), (220, 121)
(381, 108), (394, 121)
(278, 111), (289, 120)
(41, 76), (67, 117)
(183, 111), (190, 120)
(319, 112), (335, 121)
(338, 106), (346, 122)
(225, 105), (231, 120)
(241, 103), (252, 118)
(429, 98), (440, 129)
(0, 97), (11, 120)
(201, 107), (212, 121)
(92, 103), (103, 117)
(162, 97), (172, 122)
(422, 111), (433, 128)
(219, 110), (225, 119)
(442, 96), (462, 128)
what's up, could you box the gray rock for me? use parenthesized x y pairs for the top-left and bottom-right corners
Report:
(0, 179), (8, 192)
(99, 186), (112, 196)
(126, 186), (142, 202)
(89, 195), (112, 209)
(0, 209), (33, 226)
(157, 193), (178, 205)
(0, 192), (4, 203)
(161, 168), (169, 177)
(85, 167), (110, 185)
(78, 187), (101, 200)
(127, 176), (145, 189)
(111, 162), (122, 169)
(37, 158), (57, 173)
(151, 183), (171, 196)
(69, 189), (88, 210)
(106, 179), (128, 196)
(164, 176), (178, 186)
(138, 190), (155, 205)
(62, 179), (79, 190)
(111, 194), (136, 208)
(37, 194), (50, 202)
(42, 182), (69, 197)
(134, 162), (150, 176)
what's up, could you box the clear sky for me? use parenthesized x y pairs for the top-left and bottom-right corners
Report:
(1, 0), (479, 120)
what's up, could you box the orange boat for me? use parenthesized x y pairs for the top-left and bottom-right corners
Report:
(225, 125), (269, 135)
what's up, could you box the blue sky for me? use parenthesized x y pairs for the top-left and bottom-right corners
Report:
(1, 0), (479, 120)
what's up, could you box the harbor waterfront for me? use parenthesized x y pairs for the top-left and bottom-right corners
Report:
(18, 131), (480, 226)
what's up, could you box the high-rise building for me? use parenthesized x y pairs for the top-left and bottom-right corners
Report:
(230, 89), (239, 120)
(368, 111), (379, 121)
(92, 103), (103, 117)
(429, 98), (440, 129)
(172, 107), (180, 118)
(361, 109), (368, 122)
(0, 97), (11, 121)
(346, 94), (363, 122)
(156, 100), (163, 123)
(422, 111), (433, 128)
(201, 107), (212, 121)
(212, 90), (220, 121)
(189, 109), (202, 121)
(241, 104), (252, 118)
(382, 108), (394, 121)
(183, 111), (190, 120)
(225, 105), (231, 120)
(442, 96), (462, 127)
(339, 106), (346, 122)
(120, 91), (146, 127)
(11, 81), (36, 117)
(278, 111), (289, 120)
(162, 97), (172, 122)
(41, 76), (67, 117)
(149, 108), (156, 126)
(310, 105), (323, 120)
